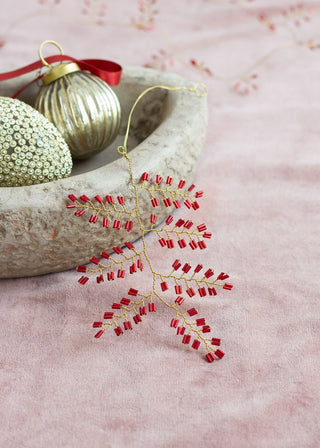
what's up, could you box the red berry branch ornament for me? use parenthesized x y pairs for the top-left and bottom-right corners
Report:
(66, 83), (232, 364)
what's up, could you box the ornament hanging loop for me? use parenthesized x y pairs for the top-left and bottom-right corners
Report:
(38, 40), (65, 68)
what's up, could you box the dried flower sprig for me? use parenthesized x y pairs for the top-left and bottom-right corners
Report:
(132, 0), (158, 31)
(66, 83), (232, 363)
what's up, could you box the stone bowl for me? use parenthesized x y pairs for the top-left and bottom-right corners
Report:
(0, 67), (208, 278)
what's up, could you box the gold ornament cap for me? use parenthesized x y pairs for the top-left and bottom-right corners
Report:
(39, 40), (81, 85)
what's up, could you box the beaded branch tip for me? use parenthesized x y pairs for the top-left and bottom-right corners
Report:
(66, 83), (232, 364)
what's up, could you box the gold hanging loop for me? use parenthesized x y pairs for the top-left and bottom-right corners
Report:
(38, 40), (65, 69)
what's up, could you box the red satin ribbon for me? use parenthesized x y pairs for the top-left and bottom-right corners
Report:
(0, 54), (122, 98)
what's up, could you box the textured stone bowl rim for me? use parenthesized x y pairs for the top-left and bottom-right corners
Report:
(1, 67), (206, 208)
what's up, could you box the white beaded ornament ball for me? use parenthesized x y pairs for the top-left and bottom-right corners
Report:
(0, 96), (73, 187)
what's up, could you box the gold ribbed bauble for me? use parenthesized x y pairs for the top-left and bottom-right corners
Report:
(0, 96), (72, 187)
(34, 41), (121, 160)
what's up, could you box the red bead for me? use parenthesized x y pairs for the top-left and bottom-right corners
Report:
(189, 240), (198, 250)
(197, 224), (207, 232)
(68, 194), (77, 202)
(77, 265), (87, 273)
(223, 283), (233, 290)
(103, 218), (109, 228)
(80, 194), (90, 202)
(194, 264), (203, 273)
(125, 241), (134, 250)
(97, 274), (104, 284)
(202, 325), (211, 333)
(114, 326), (123, 336)
(148, 303), (156, 312)
(156, 175), (162, 184)
(206, 352), (215, 363)
(175, 296), (184, 305)
(211, 338), (221, 346)
(192, 201), (200, 210)
(173, 200), (181, 209)
(104, 312), (114, 319)
(117, 196), (125, 205)
(178, 180), (186, 189)
(128, 288), (138, 296)
(198, 287), (206, 297)
(101, 252), (110, 259)
(95, 195), (103, 203)
(166, 239), (174, 248)
(187, 308), (198, 317)
(182, 334), (191, 344)
(166, 176), (173, 185)
(78, 276), (89, 285)
(172, 259), (181, 270)
(141, 172), (149, 182)
(188, 184), (195, 192)
(192, 340), (201, 350)
(107, 272), (114, 281)
(113, 246), (123, 255)
(125, 221), (133, 231)
(150, 214), (157, 224)
(66, 204), (76, 209)
(130, 263), (137, 274)
(205, 269), (214, 278)
(177, 326), (186, 335)
(203, 232), (212, 239)
(94, 330), (104, 338)
(196, 318), (206, 326)
(217, 272), (229, 280)
(170, 318), (179, 328)
(75, 210), (85, 216)
(186, 288), (195, 297)
(133, 314), (142, 324)
(113, 220), (121, 229)
(184, 199), (192, 209)
(120, 298), (131, 306)
(161, 281), (168, 291)
(215, 349), (225, 359)
(137, 259), (143, 270)
(106, 195), (114, 204)
(208, 287), (217, 296)
(112, 303), (121, 309)
(178, 239), (187, 248)
(175, 285), (182, 294)
(182, 263), (191, 273)
(116, 269), (125, 278)
(93, 322), (102, 328)
(175, 219), (185, 227)
(166, 215), (173, 225)
(184, 220), (193, 229)
(89, 215), (95, 223)
(139, 306), (147, 316)
(159, 238), (166, 247)
(198, 241), (207, 250)
(195, 191), (203, 198)
(151, 198), (159, 207)
(124, 321), (132, 331)
(90, 256), (100, 265)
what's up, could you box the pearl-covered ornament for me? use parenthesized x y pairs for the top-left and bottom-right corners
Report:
(0, 96), (72, 187)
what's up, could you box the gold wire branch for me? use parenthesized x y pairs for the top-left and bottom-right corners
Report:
(67, 83), (229, 363)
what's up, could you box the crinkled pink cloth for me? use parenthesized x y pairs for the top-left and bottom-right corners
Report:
(1, 1), (319, 447)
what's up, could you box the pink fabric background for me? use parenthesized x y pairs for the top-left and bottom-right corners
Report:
(1, 1), (320, 447)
